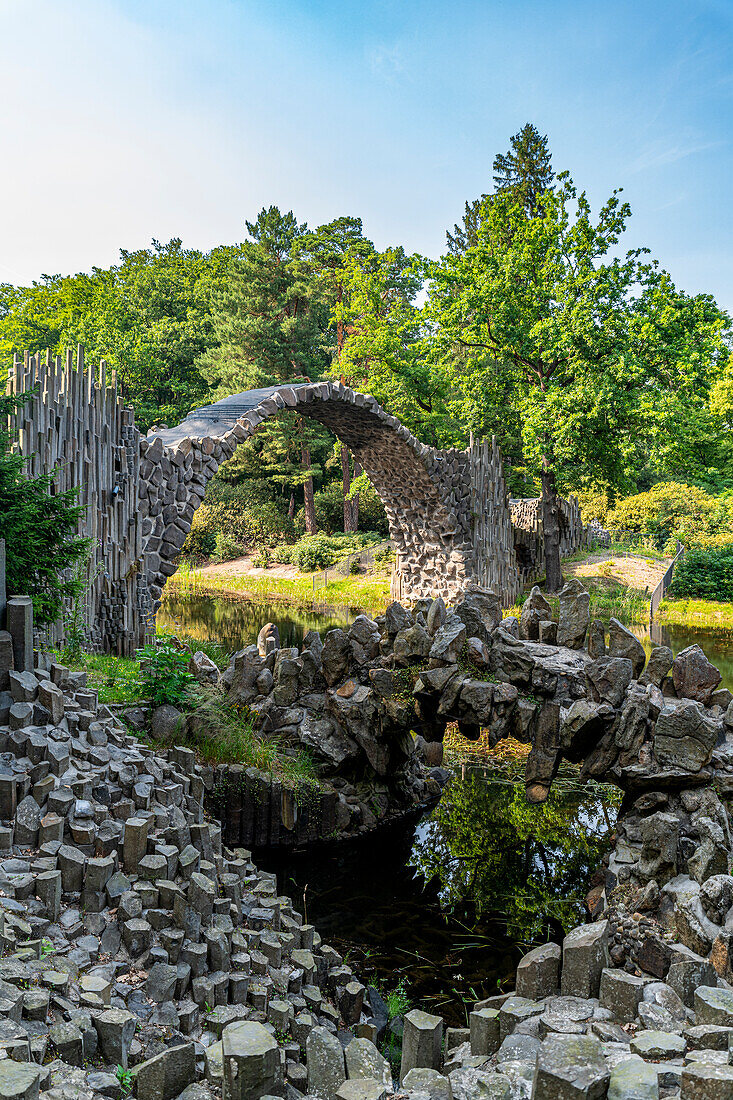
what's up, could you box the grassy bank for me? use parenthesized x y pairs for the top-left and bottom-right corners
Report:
(168, 564), (392, 614)
(60, 646), (320, 784)
(658, 597), (733, 632)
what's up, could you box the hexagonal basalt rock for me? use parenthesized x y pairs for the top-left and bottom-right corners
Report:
(533, 1034), (609, 1099)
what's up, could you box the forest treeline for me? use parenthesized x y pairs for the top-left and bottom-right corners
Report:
(1, 126), (731, 586)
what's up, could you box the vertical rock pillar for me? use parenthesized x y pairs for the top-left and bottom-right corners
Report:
(399, 1009), (444, 1083)
(6, 597), (33, 673)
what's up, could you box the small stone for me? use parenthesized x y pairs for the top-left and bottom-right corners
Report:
(515, 942), (560, 1000)
(681, 1061), (733, 1098)
(694, 986), (733, 1027)
(533, 1033), (609, 1098)
(307, 1025), (346, 1099)
(630, 1030), (686, 1060)
(607, 1056), (659, 1100)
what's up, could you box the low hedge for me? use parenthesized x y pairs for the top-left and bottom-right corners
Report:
(670, 543), (733, 601)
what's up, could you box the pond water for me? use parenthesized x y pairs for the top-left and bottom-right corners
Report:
(263, 769), (619, 1025)
(157, 589), (732, 1020)
(157, 592), (357, 651)
(632, 622), (733, 693)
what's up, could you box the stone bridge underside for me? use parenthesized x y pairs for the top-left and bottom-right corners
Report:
(144, 383), (479, 615)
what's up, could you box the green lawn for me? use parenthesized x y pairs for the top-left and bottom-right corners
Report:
(659, 597), (733, 631)
(168, 567), (392, 614)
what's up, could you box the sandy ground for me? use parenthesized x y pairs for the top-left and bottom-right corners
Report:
(564, 549), (671, 593)
(192, 554), (302, 579)
(191, 546), (671, 594)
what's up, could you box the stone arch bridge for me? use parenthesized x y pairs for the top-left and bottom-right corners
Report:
(7, 351), (583, 653)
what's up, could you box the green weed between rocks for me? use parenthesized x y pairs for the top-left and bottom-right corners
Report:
(58, 629), (232, 706)
(176, 685), (321, 787)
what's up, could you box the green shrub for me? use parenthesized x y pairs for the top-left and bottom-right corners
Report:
(607, 483), (733, 548)
(670, 544), (733, 601)
(292, 535), (337, 572)
(272, 544), (292, 564)
(136, 638), (194, 706)
(212, 530), (246, 563)
(289, 531), (382, 573)
(373, 544), (395, 566)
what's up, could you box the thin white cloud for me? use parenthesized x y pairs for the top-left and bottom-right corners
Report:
(367, 42), (404, 83)
(629, 139), (723, 174)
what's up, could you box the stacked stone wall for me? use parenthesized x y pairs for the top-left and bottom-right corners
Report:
(510, 494), (587, 582)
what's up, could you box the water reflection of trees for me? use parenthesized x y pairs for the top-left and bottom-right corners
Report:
(158, 593), (355, 652)
(409, 769), (621, 947)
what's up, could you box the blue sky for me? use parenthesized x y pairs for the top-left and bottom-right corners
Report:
(1, 0), (732, 308)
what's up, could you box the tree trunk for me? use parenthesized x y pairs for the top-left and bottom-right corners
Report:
(341, 445), (354, 533)
(302, 444), (317, 535)
(288, 493), (295, 520)
(541, 466), (563, 592)
(351, 458), (362, 532)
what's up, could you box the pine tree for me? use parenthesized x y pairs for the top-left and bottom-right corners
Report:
(199, 208), (331, 533)
(493, 123), (553, 216)
(446, 123), (554, 253)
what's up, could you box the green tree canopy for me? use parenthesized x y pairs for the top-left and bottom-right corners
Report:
(428, 173), (731, 587)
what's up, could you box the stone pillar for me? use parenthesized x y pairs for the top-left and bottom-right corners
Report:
(123, 817), (150, 872)
(399, 1009), (443, 1083)
(6, 597), (33, 673)
(469, 1008), (500, 1056)
(222, 1020), (282, 1100)
(0, 540), (6, 625)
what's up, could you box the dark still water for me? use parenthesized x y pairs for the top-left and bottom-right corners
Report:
(158, 592), (359, 650)
(263, 770), (619, 1025)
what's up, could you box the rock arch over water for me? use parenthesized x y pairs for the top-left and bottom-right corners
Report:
(9, 352), (569, 653)
(144, 382), (518, 618)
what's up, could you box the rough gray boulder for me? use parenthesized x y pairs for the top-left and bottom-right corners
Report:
(653, 701), (720, 771)
(608, 618), (646, 678)
(556, 578), (590, 649)
(672, 644), (722, 704)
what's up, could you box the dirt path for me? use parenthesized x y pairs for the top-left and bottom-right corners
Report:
(191, 554), (303, 579)
(564, 549), (670, 593)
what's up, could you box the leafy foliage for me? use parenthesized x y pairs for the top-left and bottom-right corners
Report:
(607, 482), (733, 549)
(0, 393), (89, 624)
(671, 545), (733, 601)
(136, 639), (194, 707)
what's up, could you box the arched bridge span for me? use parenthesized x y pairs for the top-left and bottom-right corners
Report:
(145, 382), (480, 612)
(6, 351), (529, 653)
